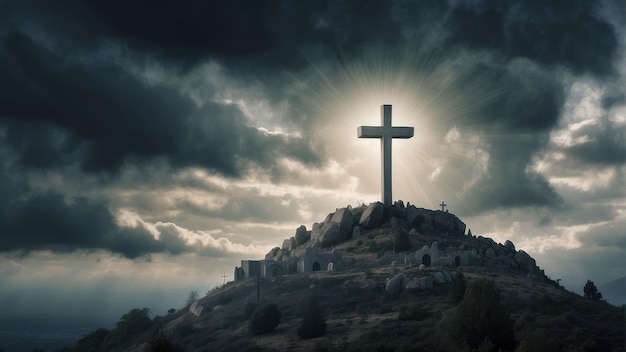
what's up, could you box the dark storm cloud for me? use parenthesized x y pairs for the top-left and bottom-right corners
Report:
(0, 186), (152, 258)
(0, 0), (622, 253)
(0, 30), (320, 175)
(441, 59), (564, 212)
(444, 0), (617, 76)
(563, 119), (626, 165)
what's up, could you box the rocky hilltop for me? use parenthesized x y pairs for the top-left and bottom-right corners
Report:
(258, 201), (546, 285)
(63, 201), (625, 352)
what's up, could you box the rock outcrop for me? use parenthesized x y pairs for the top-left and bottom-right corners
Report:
(359, 202), (384, 229)
(312, 207), (354, 247)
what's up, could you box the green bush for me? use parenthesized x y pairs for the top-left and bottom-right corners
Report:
(447, 278), (515, 351)
(249, 303), (281, 335)
(298, 295), (326, 339)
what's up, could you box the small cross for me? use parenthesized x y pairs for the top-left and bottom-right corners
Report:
(358, 105), (414, 206)
(221, 273), (228, 285)
(440, 201), (447, 212)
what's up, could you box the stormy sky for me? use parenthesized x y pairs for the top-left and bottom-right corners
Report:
(0, 0), (624, 324)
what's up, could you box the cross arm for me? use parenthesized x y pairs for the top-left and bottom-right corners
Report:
(358, 126), (384, 138)
(391, 127), (414, 138)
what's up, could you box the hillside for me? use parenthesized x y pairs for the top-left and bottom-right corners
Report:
(59, 203), (625, 352)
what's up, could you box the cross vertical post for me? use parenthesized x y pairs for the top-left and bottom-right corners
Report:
(358, 105), (414, 206)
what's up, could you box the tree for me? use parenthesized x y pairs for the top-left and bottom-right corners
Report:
(583, 280), (602, 300)
(297, 295), (326, 339)
(116, 307), (152, 337)
(452, 270), (466, 304)
(185, 290), (198, 306)
(447, 278), (515, 351)
(249, 303), (281, 335)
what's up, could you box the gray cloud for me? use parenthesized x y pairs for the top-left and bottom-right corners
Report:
(0, 30), (321, 176)
(0, 0), (623, 256)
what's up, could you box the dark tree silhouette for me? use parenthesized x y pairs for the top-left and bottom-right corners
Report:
(297, 294), (326, 339)
(452, 270), (466, 304)
(447, 278), (515, 351)
(249, 303), (281, 335)
(584, 280), (602, 300)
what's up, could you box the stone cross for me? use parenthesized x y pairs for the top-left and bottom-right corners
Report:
(221, 273), (228, 285)
(440, 201), (447, 212)
(358, 105), (414, 206)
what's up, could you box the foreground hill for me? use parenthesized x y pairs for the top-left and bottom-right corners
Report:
(61, 203), (625, 352)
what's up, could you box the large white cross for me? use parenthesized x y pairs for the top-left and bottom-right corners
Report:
(358, 105), (414, 206)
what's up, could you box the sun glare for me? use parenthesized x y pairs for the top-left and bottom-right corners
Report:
(298, 48), (505, 209)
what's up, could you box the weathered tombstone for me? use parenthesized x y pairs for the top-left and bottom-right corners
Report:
(327, 262), (334, 272)
(404, 256), (411, 266)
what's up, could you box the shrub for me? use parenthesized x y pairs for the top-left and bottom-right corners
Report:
(249, 303), (281, 335)
(447, 278), (515, 351)
(515, 330), (558, 352)
(244, 302), (257, 319)
(298, 295), (326, 339)
(398, 304), (428, 321)
(368, 241), (379, 253)
(144, 329), (185, 352)
(393, 228), (411, 252)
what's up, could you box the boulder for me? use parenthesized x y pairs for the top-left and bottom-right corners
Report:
(442, 269), (452, 282)
(454, 217), (466, 234)
(314, 208), (354, 247)
(409, 228), (418, 236)
(431, 272), (446, 284)
(390, 216), (399, 229)
(282, 237), (295, 251)
(359, 202), (384, 229)
(504, 240), (515, 251)
(265, 247), (280, 260)
(433, 211), (455, 232)
(294, 225), (309, 246)
(385, 274), (407, 293)
(406, 206), (433, 230)
(405, 276), (436, 291)
(352, 225), (362, 238)
(404, 278), (421, 291)
(310, 222), (322, 242)
(514, 250), (539, 275)
(485, 247), (496, 259)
